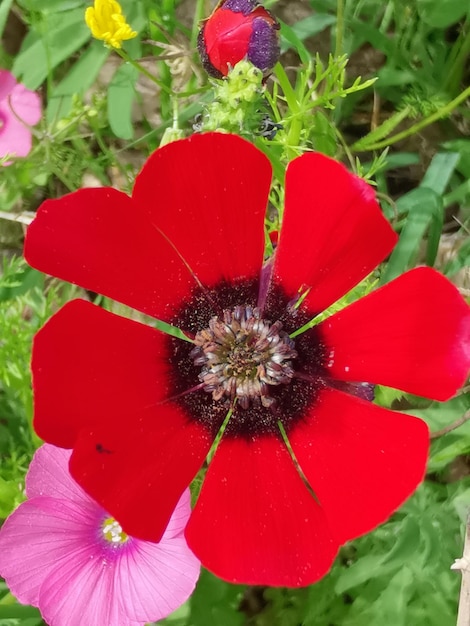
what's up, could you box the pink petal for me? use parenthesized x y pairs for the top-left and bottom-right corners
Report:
(38, 541), (138, 626)
(8, 82), (42, 126)
(0, 106), (33, 160)
(117, 534), (200, 622)
(0, 497), (102, 608)
(26, 444), (90, 503)
(161, 486), (194, 540)
(0, 70), (16, 101)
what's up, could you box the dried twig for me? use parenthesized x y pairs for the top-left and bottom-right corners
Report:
(0, 210), (34, 226)
(452, 514), (470, 626)
(430, 410), (470, 440)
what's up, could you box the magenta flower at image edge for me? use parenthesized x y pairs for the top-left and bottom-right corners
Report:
(0, 444), (200, 626)
(0, 69), (41, 163)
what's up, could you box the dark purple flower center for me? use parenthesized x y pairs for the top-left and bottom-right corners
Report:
(169, 280), (328, 438)
(190, 305), (297, 409)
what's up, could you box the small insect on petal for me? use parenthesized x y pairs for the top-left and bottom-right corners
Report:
(198, 0), (280, 78)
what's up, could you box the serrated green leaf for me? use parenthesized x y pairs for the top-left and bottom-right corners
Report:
(352, 108), (410, 151)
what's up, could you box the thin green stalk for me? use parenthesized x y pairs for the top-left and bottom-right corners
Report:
(114, 48), (173, 96)
(335, 0), (345, 58)
(191, 0), (207, 49)
(352, 85), (470, 152)
(274, 64), (302, 156)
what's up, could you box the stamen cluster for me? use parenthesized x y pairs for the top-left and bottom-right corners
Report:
(191, 306), (297, 409)
(101, 517), (128, 545)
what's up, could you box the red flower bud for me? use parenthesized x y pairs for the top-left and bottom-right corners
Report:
(198, 0), (280, 79)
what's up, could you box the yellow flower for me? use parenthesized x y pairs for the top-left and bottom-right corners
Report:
(85, 0), (137, 49)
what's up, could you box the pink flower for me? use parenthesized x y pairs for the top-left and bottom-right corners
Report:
(0, 70), (42, 164)
(0, 444), (200, 626)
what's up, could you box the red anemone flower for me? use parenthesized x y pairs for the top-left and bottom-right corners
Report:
(25, 133), (470, 587)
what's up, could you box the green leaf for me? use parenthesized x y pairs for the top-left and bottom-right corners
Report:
(311, 110), (337, 156)
(12, 9), (91, 89)
(352, 108), (410, 151)
(421, 152), (460, 196)
(417, 0), (470, 28)
(381, 187), (443, 283)
(107, 63), (138, 140)
(279, 22), (311, 65)
(381, 518), (421, 567)
(0, 604), (42, 619)
(0, 0), (14, 40)
(335, 554), (400, 594)
(190, 570), (244, 626)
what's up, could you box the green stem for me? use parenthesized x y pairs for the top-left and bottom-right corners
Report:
(335, 0), (345, 58)
(114, 48), (173, 96)
(274, 63), (303, 157)
(352, 84), (470, 152)
(191, 0), (206, 49)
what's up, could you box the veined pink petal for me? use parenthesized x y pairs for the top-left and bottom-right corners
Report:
(0, 497), (102, 607)
(26, 444), (90, 503)
(117, 535), (200, 622)
(38, 539), (135, 626)
(0, 446), (200, 625)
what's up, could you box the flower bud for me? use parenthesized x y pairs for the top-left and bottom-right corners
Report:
(198, 0), (280, 79)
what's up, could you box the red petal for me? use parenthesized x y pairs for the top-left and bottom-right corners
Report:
(133, 133), (270, 286)
(288, 388), (429, 545)
(203, 8), (252, 75)
(185, 434), (338, 587)
(24, 188), (194, 320)
(25, 134), (270, 320)
(272, 153), (398, 313)
(318, 267), (470, 400)
(32, 299), (172, 448)
(70, 405), (213, 542)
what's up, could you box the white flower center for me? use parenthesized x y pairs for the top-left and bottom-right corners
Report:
(101, 517), (128, 544)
